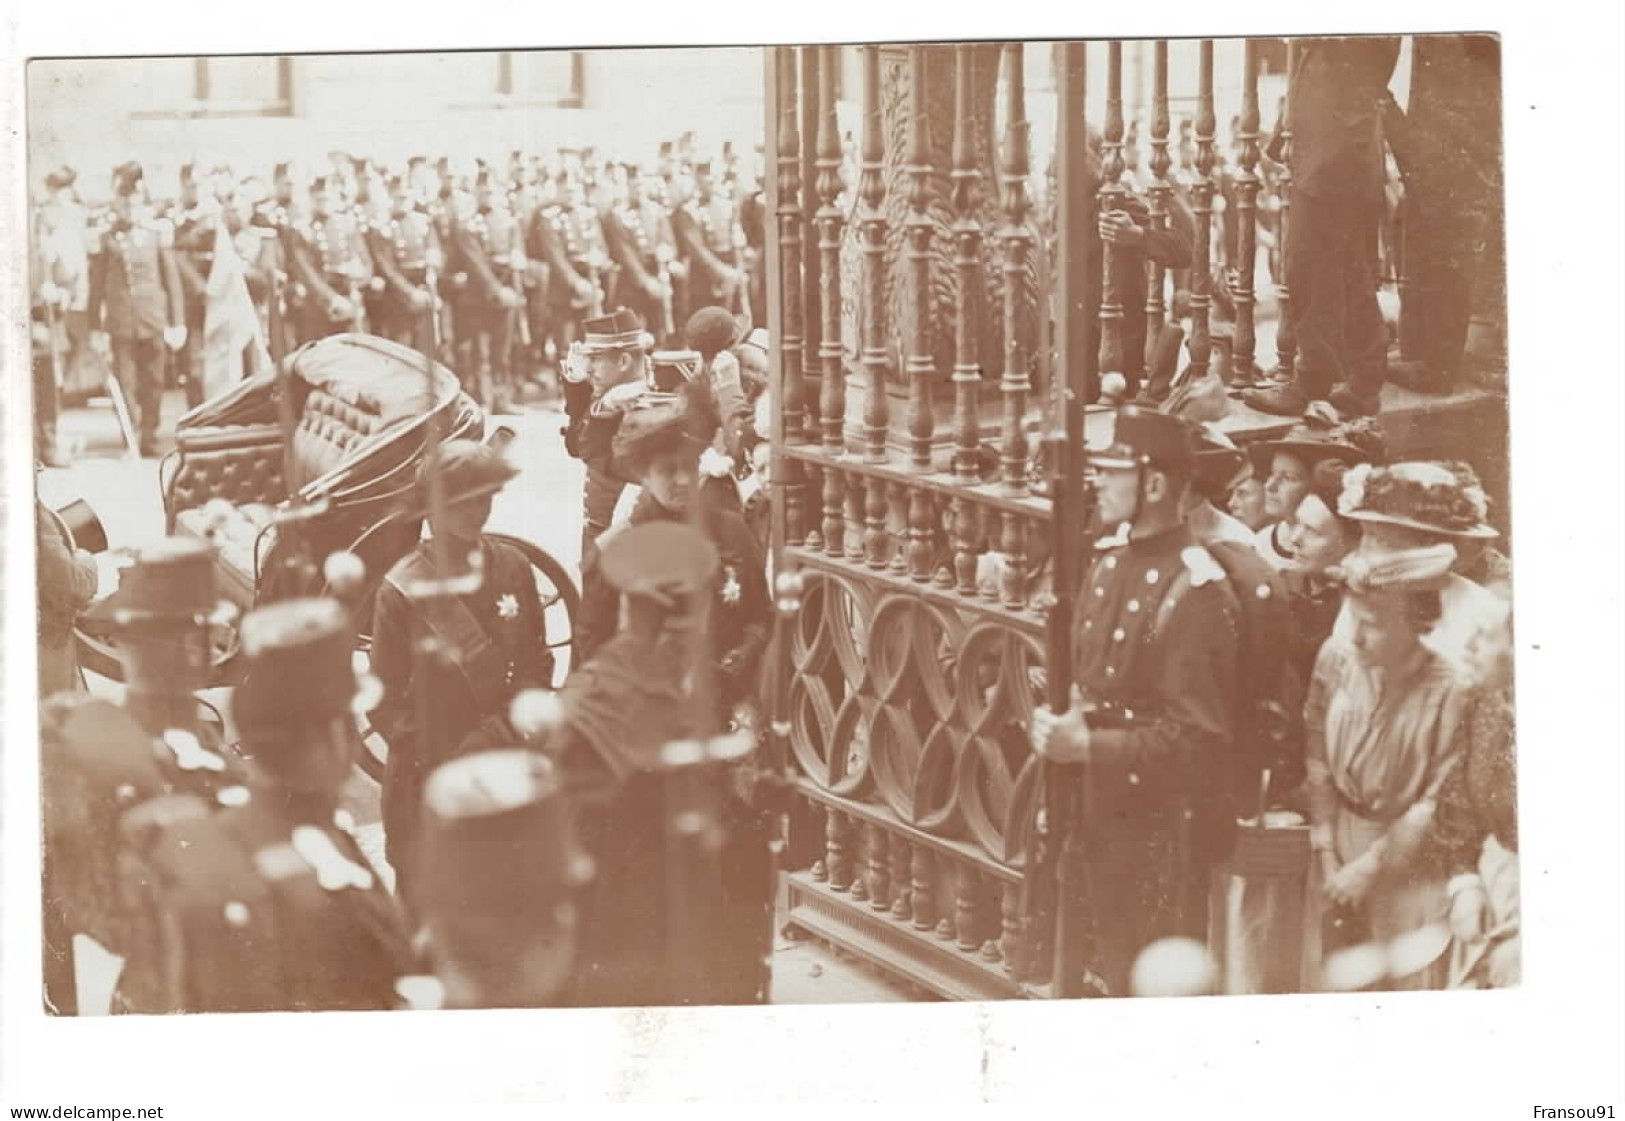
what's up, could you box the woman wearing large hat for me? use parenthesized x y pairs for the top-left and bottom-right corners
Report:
(1246, 411), (1387, 570)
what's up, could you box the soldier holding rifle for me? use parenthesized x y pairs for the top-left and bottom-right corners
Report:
(1029, 406), (1246, 997)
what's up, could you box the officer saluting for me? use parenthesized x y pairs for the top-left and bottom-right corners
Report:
(40, 536), (246, 1014)
(113, 597), (416, 1014)
(86, 161), (187, 458)
(404, 749), (595, 1010)
(369, 439), (555, 915)
(559, 307), (653, 558)
(1029, 406), (1247, 997)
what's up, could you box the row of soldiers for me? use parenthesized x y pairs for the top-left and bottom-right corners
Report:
(29, 141), (767, 459)
(38, 305), (785, 1014)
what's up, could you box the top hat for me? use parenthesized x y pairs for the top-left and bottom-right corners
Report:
(44, 166), (78, 192)
(409, 438), (521, 514)
(83, 536), (229, 631)
(684, 305), (751, 358)
(112, 161), (145, 199)
(1338, 460), (1499, 540)
(582, 307), (649, 353)
(600, 520), (720, 605)
(1086, 405), (1198, 476)
(232, 596), (380, 738)
(417, 749), (595, 920)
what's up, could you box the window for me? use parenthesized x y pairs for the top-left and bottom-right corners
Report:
(496, 51), (584, 107)
(130, 55), (293, 118)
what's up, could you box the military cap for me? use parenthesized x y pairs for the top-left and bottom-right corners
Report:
(410, 438), (521, 512)
(610, 389), (715, 479)
(1086, 404), (1197, 476)
(1337, 460), (1499, 540)
(45, 165), (78, 191)
(582, 306), (649, 353)
(684, 305), (750, 358)
(648, 349), (702, 393)
(112, 161), (145, 199)
(232, 596), (380, 740)
(600, 520), (721, 605)
(83, 536), (230, 631)
(417, 749), (594, 919)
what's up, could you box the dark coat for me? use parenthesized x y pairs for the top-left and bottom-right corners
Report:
(86, 223), (184, 341)
(1286, 36), (1403, 201)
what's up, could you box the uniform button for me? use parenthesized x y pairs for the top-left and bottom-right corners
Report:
(1105, 666), (1116, 678)
(1113, 628), (1126, 642)
(1084, 621), (1093, 632)
(1128, 772), (1140, 786)
(223, 902), (251, 927)
(1145, 568), (1160, 585)
(1104, 556), (1117, 570)
(1256, 583), (1273, 600)
(1094, 586), (1105, 598)
(1127, 599), (1140, 613)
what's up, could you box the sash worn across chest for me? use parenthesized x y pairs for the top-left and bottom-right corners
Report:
(384, 546), (510, 716)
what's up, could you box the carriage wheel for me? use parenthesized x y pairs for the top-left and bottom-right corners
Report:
(349, 533), (581, 783)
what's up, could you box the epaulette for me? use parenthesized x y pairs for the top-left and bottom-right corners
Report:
(1180, 545), (1226, 588)
(1093, 524), (1131, 551)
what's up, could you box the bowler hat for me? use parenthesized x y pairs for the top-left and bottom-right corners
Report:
(1086, 405), (1197, 476)
(83, 536), (231, 631)
(232, 597), (380, 739)
(582, 307), (649, 353)
(417, 749), (594, 919)
(684, 305), (750, 358)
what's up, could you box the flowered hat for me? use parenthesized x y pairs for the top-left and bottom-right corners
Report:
(1338, 460), (1499, 540)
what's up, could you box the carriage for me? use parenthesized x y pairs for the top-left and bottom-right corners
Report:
(70, 332), (581, 780)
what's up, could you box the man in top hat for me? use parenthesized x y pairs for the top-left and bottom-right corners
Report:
(363, 173), (445, 353)
(445, 167), (527, 413)
(560, 307), (654, 557)
(1328, 459), (1506, 683)
(543, 520), (777, 1006)
(39, 536), (247, 1013)
(286, 175), (374, 346)
(369, 439), (555, 916)
(86, 161), (187, 458)
(603, 164), (679, 346)
(113, 596), (416, 1013)
(1028, 405), (1247, 997)
(577, 383), (770, 717)
(671, 158), (747, 326)
(406, 749), (593, 1009)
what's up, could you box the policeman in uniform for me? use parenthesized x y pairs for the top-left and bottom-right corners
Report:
(558, 307), (653, 559)
(287, 174), (374, 346)
(86, 162), (187, 458)
(603, 164), (678, 346)
(671, 158), (747, 325)
(1029, 406), (1247, 997)
(447, 168), (527, 413)
(363, 173), (444, 352)
(542, 520), (778, 1006)
(40, 536), (246, 1014)
(113, 596), (416, 1014)
(405, 749), (594, 1010)
(369, 439), (555, 917)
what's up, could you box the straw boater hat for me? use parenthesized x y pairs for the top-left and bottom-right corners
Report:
(1337, 460), (1499, 541)
(231, 597), (382, 741)
(83, 536), (235, 632)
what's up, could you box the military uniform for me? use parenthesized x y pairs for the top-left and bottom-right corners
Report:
(532, 182), (612, 361)
(448, 181), (527, 412)
(603, 171), (678, 346)
(362, 184), (444, 352)
(370, 441), (554, 913)
(169, 168), (217, 408)
(560, 309), (652, 557)
(113, 597), (415, 1014)
(671, 168), (746, 324)
(286, 184), (374, 346)
(86, 164), (185, 456)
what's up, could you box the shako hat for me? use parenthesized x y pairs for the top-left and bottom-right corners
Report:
(417, 749), (594, 918)
(1086, 404), (1197, 476)
(232, 596), (381, 738)
(83, 536), (231, 631)
(582, 306), (649, 353)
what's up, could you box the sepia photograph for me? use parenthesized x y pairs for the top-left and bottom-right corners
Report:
(3, 4), (1622, 1112)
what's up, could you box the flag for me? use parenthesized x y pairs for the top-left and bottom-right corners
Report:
(202, 213), (270, 400)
